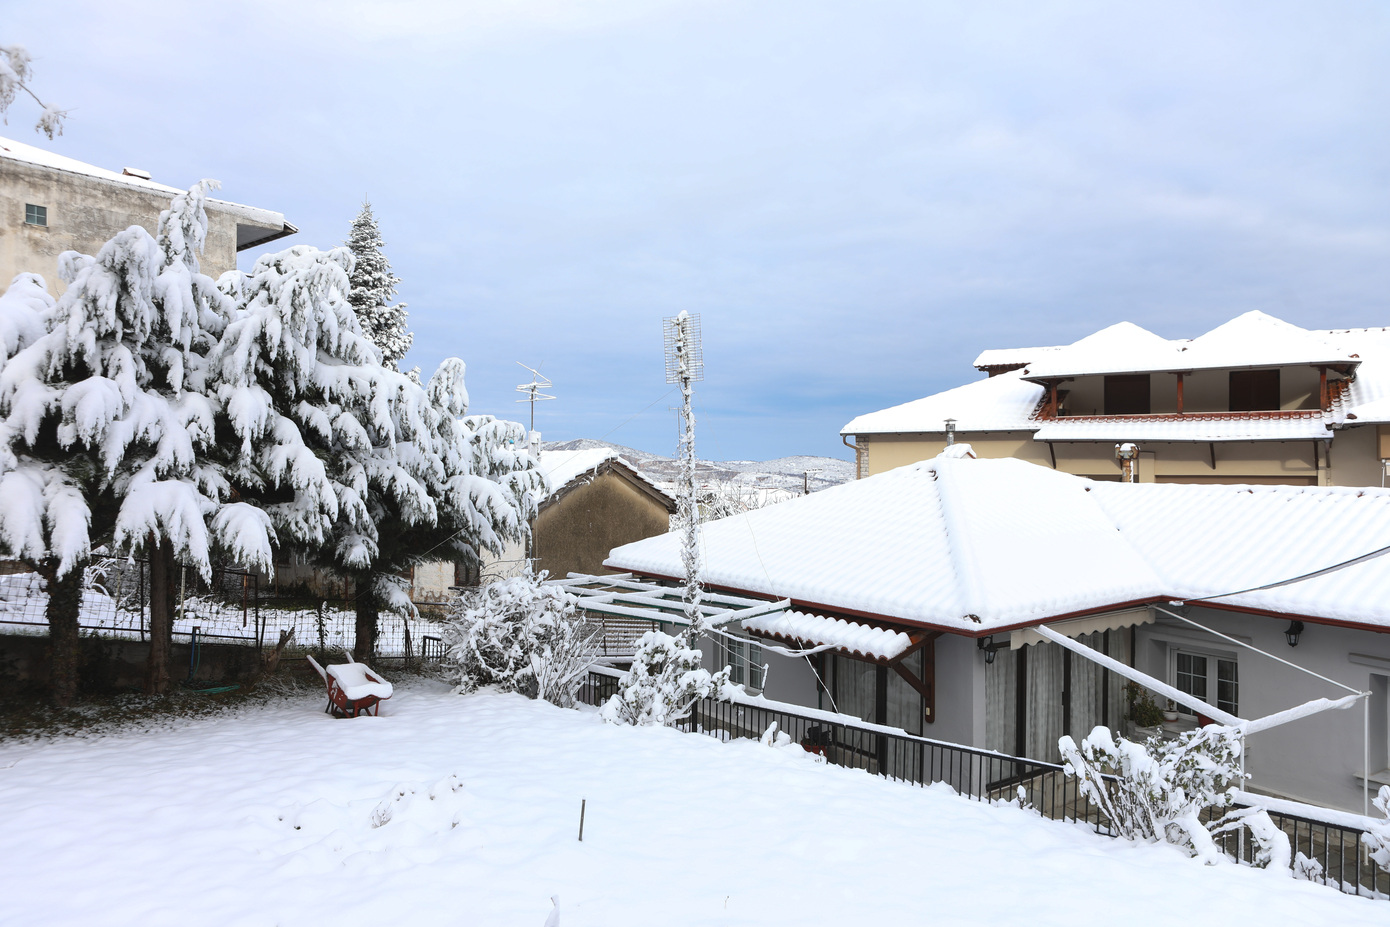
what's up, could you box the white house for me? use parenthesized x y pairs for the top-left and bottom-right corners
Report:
(605, 448), (1390, 813)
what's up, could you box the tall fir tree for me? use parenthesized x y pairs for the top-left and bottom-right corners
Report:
(344, 201), (412, 370)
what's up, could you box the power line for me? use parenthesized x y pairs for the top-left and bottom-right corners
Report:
(1179, 541), (1390, 604)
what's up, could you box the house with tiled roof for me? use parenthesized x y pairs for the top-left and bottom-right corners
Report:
(842, 311), (1390, 486)
(605, 448), (1390, 813)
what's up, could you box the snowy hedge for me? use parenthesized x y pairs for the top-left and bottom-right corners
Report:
(444, 573), (598, 709)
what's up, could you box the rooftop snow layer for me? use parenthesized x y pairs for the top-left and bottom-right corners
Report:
(607, 453), (1164, 632)
(608, 448), (1390, 633)
(846, 312), (1386, 437)
(0, 135), (289, 231)
(742, 610), (914, 660)
(537, 448), (670, 504)
(841, 369), (1045, 435)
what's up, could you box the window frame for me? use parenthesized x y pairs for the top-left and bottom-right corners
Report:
(720, 634), (765, 692)
(1171, 647), (1237, 717)
(24, 203), (48, 227)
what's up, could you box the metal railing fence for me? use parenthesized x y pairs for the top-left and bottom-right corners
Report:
(579, 669), (1389, 900)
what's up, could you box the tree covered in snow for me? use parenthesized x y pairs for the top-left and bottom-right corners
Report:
(600, 630), (730, 727)
(444, 572), (598, 709)
(1058, 723), (1283, 866)
(344, 202), (411, 371)
(0, 182), (277, 697)
(0, 44), (66, 138)
(209, 245), (544, 661)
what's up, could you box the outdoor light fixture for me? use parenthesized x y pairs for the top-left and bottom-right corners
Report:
(1284, 620), (1305, 648)
(978, 635), (1008, 664)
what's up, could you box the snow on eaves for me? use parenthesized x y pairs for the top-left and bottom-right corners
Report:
(743, 610), (914, 661)
(1033, 414), (1332, 443)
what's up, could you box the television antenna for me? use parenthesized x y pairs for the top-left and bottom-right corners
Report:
(514, 362), (556, 434)
(802, 468), (822, 495)
(663, 311), (704, 634)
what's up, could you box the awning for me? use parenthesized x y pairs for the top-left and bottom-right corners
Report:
(1009, 607), (1153, 650)
(743, 610), (915, 661)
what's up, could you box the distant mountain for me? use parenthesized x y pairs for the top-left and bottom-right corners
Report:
(540, 439), (853, 494)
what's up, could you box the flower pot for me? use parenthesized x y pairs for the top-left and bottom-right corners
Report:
(1163, 710), (1179, 722)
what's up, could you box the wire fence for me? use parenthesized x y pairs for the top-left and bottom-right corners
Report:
(0, 561), (457, 661)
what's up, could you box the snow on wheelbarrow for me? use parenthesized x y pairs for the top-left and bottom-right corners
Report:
(306, 654), (394, 718)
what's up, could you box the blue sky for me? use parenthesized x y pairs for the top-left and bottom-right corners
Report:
(6, 1), (1389, 460)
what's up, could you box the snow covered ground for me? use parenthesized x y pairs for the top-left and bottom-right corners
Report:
(0, 682), (1383, 926)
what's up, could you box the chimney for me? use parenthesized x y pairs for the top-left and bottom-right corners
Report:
(945, 418), (956, 447)
(528, 430), (542, 461)
(1115, 442), (1139, 482)
(122, 167), (152, 180)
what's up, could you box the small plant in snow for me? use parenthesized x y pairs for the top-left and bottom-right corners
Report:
(444, 573), (597, 709)
(600, 630), (730, 727)
(1059, 724), (1248, 864)
(1364, 785), (1390, 875)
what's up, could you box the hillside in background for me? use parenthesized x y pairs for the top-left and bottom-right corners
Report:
(542, 438), (854, 494)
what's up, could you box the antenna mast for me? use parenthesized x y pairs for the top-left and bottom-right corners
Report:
(514, 362), (556, 435)
(663, 312), (704, 636)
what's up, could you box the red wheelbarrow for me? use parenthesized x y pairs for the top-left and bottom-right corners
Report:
(306, 654), (394, 718)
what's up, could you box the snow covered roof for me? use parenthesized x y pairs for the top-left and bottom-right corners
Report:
(537, 448), (673, 510)
(0, 136), (296, 251)
(845, 312), (1387, 439)
(606, 448), (1390, 634)
(606, 453), (1165, 633)
(742, 610), (915, 661)
(1021, 312), (1356, 381)
(841, 370), (1046, 436)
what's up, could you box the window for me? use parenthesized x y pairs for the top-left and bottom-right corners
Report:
(1174, 650), (1237, 716)
(25, 203), (47, 227)
(720, 636), (764, 691)
(1104, 375), (1151, 415)
(1229, 369), (1280, 411)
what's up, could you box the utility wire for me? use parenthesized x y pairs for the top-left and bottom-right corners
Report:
(1179, 541), (1390, 604)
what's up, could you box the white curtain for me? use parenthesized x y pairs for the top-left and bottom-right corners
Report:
(830, 654), (877, 723)
(985, 646), (1017, 755)
(1026, 642), (1065, 762)
(886, 649), (925, 736)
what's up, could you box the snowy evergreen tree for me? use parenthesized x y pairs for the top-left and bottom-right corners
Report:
(344, 201), (411, 370)
(209, 245), (544, 662)
(0, 182), (278, 698)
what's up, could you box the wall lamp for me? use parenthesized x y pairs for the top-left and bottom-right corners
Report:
(978, 635), (1010, 664)
(1284, 621), (1305, 648)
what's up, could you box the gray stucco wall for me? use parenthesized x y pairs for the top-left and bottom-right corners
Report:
(1136, 607), (1390, 812)
(931, 632), (987, 748)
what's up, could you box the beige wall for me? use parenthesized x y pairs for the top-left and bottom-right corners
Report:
(534, 471), (673, 579)
(1, 160), (242, 295)
(855, 425), (1381, 486)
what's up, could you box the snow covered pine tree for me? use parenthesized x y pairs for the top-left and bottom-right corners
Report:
(209, 245), (543, 662)
(0, 182), (279, 698)
(344, 201), (411, 371)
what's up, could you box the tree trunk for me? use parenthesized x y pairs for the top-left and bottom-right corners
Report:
(145, 536), (178, 695)
(36, 557), (86, 708)
(352, 572), (379, 664)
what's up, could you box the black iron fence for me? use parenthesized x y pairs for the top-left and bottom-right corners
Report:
(579, 669), (1389, 901)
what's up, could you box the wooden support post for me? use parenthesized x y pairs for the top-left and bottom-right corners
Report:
(1175, 373), (1184, 415)
(1319, 366), (1328, 410)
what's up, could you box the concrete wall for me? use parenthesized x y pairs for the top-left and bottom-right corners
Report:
(533, 471), (673, 579)
(855, 427), (1381, 486)
(925, 632), (986, 747)
(1, 159), (242, 295)
(1136, 607), (1390, 812)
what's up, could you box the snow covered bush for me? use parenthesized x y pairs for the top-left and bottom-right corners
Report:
(600, 631), (730, 727)
(445, 573), (597, 709)
(1364, 785), (1390, 874)
(1059, 724), (1247, 864)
